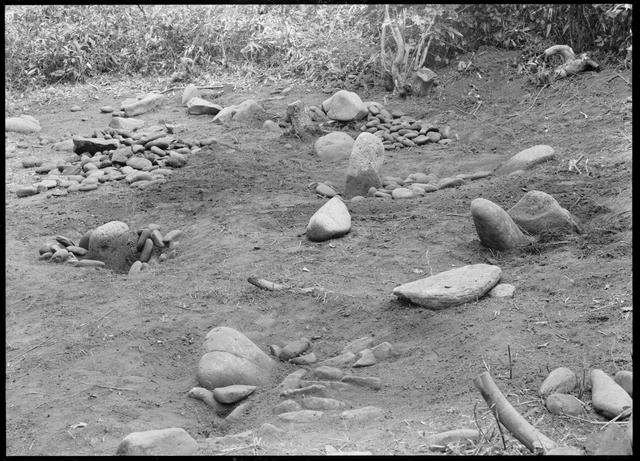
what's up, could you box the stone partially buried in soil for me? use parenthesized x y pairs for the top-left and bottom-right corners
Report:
(73, 137), (119, 155)
(187, 97), (223, 115)
(507, 190), (582, 236)
(87, 221), (138, 272)
(212, 384), (256, 404)
(590, 369), (632, 419)
(306, 196), (351, 242)
(495, 145), (556, 175)
(393, 264), (501, 309)
(545, 393), (584, 416)
(539, 367), (577, 398)
(198, 326), (275, 389)
(314, 131), (354, 162)
(471, 198), (535, 250)
(344, 132), (384, 199)
(116, 428), (198, 456)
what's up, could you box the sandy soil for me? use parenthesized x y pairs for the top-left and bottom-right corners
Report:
(5, 48), (632, 455)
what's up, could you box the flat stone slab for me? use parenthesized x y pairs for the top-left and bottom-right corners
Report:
(393, 264), (501, 309)
(116, 428), (198, 456)
(495, 145), (556, 175)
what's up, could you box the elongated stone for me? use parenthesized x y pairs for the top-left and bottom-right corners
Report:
(471, 198), (534, 250)
(393, 264), (501, 309)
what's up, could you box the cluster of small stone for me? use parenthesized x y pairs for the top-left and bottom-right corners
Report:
(36, 222), (182, 274)
(315, 170), (492, 202)
(16, 120), (197, 199)
(128, 224), (182, 276)
(37, 233), (105, 267)
(359, 103), (452, 150)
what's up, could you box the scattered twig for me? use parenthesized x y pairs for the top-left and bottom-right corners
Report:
(600, 408), (632, 431)
(174, 303), (205, 313)
(247, 277), (288, 291)
(607, 74), (630, 86)
(561, 414), (629, 425)
(91, 308), (115, 325)
(154, 85), (224, 94)
(9, 336), (54, 361)
(507, 345), (512, 379)
(491, 405), (507, 450)
(80, 382), (135, 392)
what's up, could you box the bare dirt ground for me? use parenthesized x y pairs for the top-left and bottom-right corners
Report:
(5, 48), (632, 455)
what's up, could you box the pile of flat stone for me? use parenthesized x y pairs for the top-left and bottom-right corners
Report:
(16, 122), (198, 198)
(358, 102), (452, 150)
(37, 221), (182, 274)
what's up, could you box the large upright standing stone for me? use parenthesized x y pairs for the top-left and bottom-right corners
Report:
(470, 198), (535, 250)
(344, 133), (384, 199)
(87, 221), (138, 272)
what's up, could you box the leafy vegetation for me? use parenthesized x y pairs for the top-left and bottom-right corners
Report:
(4, 4), (632, 92)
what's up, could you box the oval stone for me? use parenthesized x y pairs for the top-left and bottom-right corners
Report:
(306, 196), (351, 242)
(212, 384), (256, 404)
(470, 198), (534, 251)
(393, 264), (502, 309)
(87, 221), (138, 272)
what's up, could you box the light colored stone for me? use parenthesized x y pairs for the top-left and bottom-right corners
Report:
(126, 156), (153, 171)
(198, 326), (275, 389)
(290, 352), (317, 365)
(341, 375), (381, 390)
(545, 393), (584, 416)
(591, 369), (633, 419)
(273, 399), (302, 414)
(471, 198), (535, 250)
(614, 370), (632, 397)
(317, 351), (356, 367)
(438, 177), (465, 189)
(371, 342), (394, 360)
(109, 117), (145, 131)
(6, 115), (41, 133)
(279, 338), (311, 361)
(495, 145), (556, 175)
(353, 349), (376, 367)
(87, 221), (138, 272)
(279, 369), (307, 391)
(488, 283), (516, 298)
(429, 428), (480, 446)
(315, 182), (338, 198)
(391, 187), (414, 199)
(280, 384), (327, 398)
(341, 406), (384, 421)
(507, 190), (582, 235)
(300, 396), (348, 411)
(212, 384), (256, 404)
(393, 264), (501, 309)
(546, 446), (585, 455)
(213, 99), (265, 124)
(322, 90), (368, 121)
(306, 196), (351, 242)
(181, 84), (199, 105)
(187, 97), (222, 115)
(344, 132), (384, 199)
(312, 366), (344, 381)
(121, 92), (165, 117)
(342, 337), (375, 355)
(314, 131), (354, 162)
(539, 367), (577, 398)
(277, 410), (324, 423)
(116, 428), (198, 455)
(16, 186), (39, 198)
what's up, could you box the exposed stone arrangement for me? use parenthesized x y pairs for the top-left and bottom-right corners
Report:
(36, 221), (182, 273)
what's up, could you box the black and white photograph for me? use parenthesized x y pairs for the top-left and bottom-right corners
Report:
(5, 3), (632, 455)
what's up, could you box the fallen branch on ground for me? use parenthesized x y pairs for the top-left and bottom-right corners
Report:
(473, 371), (557, 454)
(248, 277), (332, 298)
(154, 85), (224, 94)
